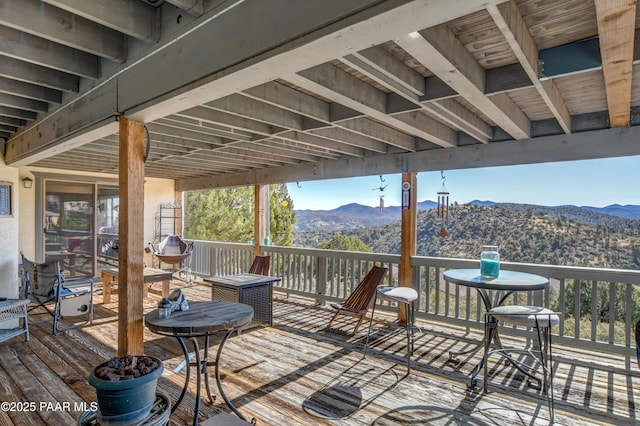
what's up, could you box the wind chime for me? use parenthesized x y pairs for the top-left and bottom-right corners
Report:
(372, 175), (388, 212)
(437, 171), (449, 237)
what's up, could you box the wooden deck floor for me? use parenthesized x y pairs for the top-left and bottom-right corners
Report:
(1, 281), (638, 425)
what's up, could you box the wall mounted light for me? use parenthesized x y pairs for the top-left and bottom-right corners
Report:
(22, 177), (33, 189)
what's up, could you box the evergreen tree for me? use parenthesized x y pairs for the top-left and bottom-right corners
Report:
(270, 185), (296, 246)
(317, 235), (372, 252)
(183, 184), (296, 244)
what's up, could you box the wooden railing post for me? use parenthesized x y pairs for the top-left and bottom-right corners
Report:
(254, 184), (269, 256)
(316, 255), (327, 305)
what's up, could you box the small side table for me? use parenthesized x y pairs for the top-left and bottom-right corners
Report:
(203, 274), (281, 330)
(0, 299), (29, 343)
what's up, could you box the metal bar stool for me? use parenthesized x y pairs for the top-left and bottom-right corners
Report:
(484, 305), (560, 423)
(364, 285), (419, 373)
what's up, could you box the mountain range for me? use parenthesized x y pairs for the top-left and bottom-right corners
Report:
(293, 201), (640, 234)
(293, 201), (640, 269)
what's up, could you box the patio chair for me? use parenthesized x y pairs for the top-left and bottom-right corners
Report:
(147, 235), (195, 284)
(248, 255), (270, 275)
(483, 305), (560, 423)
(20, 252), (94, 335)
(328, 265), (389, 335)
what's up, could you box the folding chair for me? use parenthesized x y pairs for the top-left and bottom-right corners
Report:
(20, 252), (94, 335)
(248, 255), (271, 275)
(328, 266), (389, 335)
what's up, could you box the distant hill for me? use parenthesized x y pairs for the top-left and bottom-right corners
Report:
(581, 204), (640, 220)
(294, 200), (438, 232)
(293, 201), (640, 269)
(294, 200), (640, 234)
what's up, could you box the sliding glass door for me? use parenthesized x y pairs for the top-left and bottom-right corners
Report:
(96, 186), (119, 271)
(44, 181), (95, 277)
(43, 181), (119, 278)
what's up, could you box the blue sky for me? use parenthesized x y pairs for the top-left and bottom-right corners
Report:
(287, 156), (640, 210)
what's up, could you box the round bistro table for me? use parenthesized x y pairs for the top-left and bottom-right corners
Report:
(145, 301), (254, 425)
(443, 269), (549, 386)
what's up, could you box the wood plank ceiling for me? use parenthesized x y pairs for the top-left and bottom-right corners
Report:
(1, 0), (639, 190)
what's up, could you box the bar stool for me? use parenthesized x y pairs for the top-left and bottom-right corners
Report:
(364, 285), (419, 373)
(484, 305), (560, 422)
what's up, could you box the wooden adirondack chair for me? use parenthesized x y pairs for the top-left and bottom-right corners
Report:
(328, 265), (389, 335)
(248, 255), (271, 275)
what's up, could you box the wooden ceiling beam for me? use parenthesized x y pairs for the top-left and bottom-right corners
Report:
(308, 127), (388, 153)
(0, 26), (99, 79)
(0, 116), (24, 127)
(0, 93), (48, 113)
(338, 117), (417, 150)
(291, 64), (456, 148)
(0, 105), (36, 121)
(145, 122), (227, 147)
(207, 94), (306, 132)
(0, 56), (79, 93)
(253, 138), (339, 160)
(422, 100), (490, 142)
(178, 107), (279, 136)
(594, 0), (636, 127)
(176, 125), (640, 192)
(157, 116), (255, 142)
(342, 46), (425, 99)
(181, 100), (369, 159)
(341, 48), (487, 145)
(0, 0), (126, 62)
(398, 24), (531, 139)
(244, 81), (416, 151)
(488, 0), (571, 133)
(243, 81), (331, 122)
(277, 131), (364, 157)
(237, 141), (324, 162)
(0, 76), (61, 104)
(42, 0), (159, 42)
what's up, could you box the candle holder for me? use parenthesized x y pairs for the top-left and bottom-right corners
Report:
(480, 245), (500, 280)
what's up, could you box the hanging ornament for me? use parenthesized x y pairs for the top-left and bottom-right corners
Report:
(372, 175), (388, 212)
(437, 171), (449, 237)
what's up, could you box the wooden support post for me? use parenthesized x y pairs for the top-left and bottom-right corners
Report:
(117, 115), (145, 357)
(254, 184), (269, 256)
(399, 173), (417, 323)
(174, 190), (183, 234)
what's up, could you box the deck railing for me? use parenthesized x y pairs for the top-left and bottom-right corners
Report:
(189, 240), (640, 371)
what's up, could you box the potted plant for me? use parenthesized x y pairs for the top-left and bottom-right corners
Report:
(88, 355), (163, 424)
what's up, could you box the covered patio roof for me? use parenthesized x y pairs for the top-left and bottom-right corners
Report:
(2, 0), (640, 190)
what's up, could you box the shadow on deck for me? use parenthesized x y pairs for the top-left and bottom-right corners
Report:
(0, 281), (638, 425)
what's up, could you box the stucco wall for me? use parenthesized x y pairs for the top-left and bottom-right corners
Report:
(144, 178), (178, 266)
(0, 159), (19, 298)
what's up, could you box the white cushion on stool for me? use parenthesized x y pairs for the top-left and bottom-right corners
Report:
(489, 305), (559, 328)
(377, 286), (418, 304)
